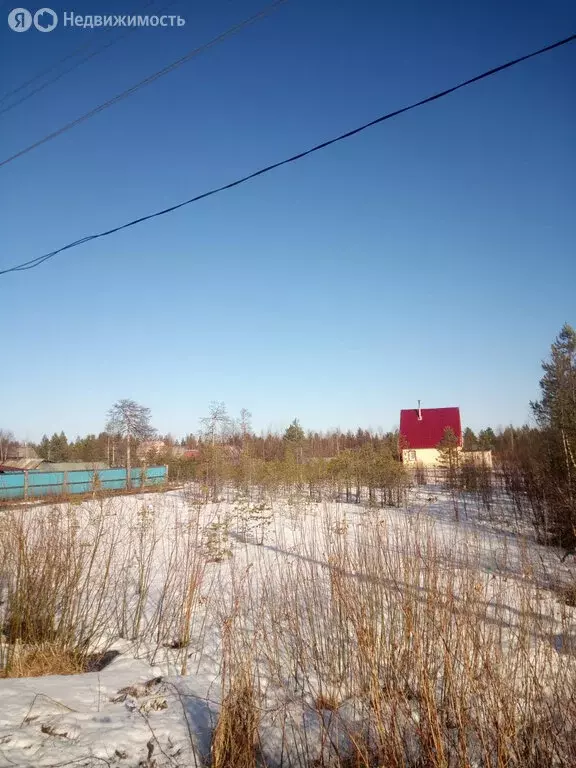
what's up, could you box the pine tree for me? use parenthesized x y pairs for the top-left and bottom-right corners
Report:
(437, 427), (460, 491)
(37, 434), (51, 460)
(530, 323), (576, 547)
(462, 427), (478, 451)
(283, 419), (305, 444)
(477, 428), (496, 451)
(531, 323), (576, 439)
(47, 431), (69, 462)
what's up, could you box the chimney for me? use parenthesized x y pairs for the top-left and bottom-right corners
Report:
(417, 400), (422, 421)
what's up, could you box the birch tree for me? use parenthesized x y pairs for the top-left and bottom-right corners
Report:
(106, 399), (155, 489)
(200, 402), (231, 446)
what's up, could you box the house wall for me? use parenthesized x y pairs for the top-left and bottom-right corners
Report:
(402, 448), (493, 469)
(402, 448), (442, 467)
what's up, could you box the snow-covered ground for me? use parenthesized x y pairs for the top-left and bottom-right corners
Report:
(0, 485), (575, 767)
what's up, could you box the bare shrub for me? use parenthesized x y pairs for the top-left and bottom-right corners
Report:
(414, 462), (427, 486)
(0, 496), (207, 677)
(0, 502), (120, 674)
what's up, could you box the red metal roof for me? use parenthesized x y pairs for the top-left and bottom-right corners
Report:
(399, 407), (462, 450)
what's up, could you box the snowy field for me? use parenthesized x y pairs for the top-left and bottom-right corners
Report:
(0, 485), (575, 767)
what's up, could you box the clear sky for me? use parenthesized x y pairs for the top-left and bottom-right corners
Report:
(1, 0), (575, 442)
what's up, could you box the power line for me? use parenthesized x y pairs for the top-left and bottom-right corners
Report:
(0, 0), (162, 105)
(0, 34), (138, 116)
(0, 0), (288, 169)
(1, 32), (574, 277)
(0, 0), (180, 116)
(1, 38), (111, 106)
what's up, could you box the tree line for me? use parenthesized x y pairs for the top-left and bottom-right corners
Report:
(24, 414), (501, 468)
(2, 324), (574, 551)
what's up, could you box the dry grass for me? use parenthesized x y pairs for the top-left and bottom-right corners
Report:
(212, 614), (259, 768)
(236, 502), (576, 767)
(1, 642), (87, 678)
(556, 583), (576, 607)
(0, 496), (207, 677)
(212, 666), (259, 768)
(315, 693), (341, 712)
(1, 486), (575, 766)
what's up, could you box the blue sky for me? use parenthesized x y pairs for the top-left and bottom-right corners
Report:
(1, 0), (575, 442)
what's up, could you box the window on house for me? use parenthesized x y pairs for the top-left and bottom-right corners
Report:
(404, 450), (416, 462)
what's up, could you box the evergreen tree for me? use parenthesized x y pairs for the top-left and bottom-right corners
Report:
(530, 323), (576, 547)
(462, 427), (478, 451)
(37, 434), (51, 460)
(437, 427), (460, 491)
(48, 431), (69, 462)
(477, 427), (496, 451)
(531, 323), (576, 439)
(283, 419), (305, 443)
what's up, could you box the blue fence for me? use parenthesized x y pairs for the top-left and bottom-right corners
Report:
(0, 466), (168, 501)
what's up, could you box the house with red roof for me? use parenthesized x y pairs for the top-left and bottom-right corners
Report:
(399, 403), (463, 467)
(399, 403), (492, 468)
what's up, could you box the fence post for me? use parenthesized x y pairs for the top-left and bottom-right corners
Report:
(63, 470), (68, 497)
(165, 464), (169, 487)
(24, 470), (29, 500)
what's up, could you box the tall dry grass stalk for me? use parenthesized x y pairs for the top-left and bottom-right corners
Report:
(237, 502), (576, 767)
(211, 611), (260, 768)
(0, 501), (120, 674)
(0, 496), (207, 677)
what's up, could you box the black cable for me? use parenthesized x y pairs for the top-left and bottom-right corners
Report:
(1, 33), (574, 276)
(0, 0), (288, 168)
(0, 0), (159, 105)
(1, 40), (111, 106)
(0, 0), (181, 116)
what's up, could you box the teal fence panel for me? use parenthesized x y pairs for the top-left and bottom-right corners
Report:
(0, 472), (25, 500)
(0, 466), (167, 501)
(97, 468), (129, 491)
(146, 466), (166, 485)
(27, 471), (65, 497)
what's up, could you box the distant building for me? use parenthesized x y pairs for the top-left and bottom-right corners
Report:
(137, 442), (201, 460)
(0, 444), (42, 471)
(137, 440), (167, 458)
(5, 444), (38, 460)
(399, 404), (492, 468)
(0, 458), (44, 472)
(177, 448), (200, 460)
